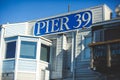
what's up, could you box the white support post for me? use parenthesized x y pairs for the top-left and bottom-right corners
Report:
(0, 27), (5, 80)
(36, 38), (41, 80)
(71, 32), (74, 72)
(14, 36), (21, 80)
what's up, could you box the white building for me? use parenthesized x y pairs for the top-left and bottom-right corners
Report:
(0, 4), (112, 80)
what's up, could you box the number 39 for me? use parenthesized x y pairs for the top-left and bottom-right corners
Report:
(73, 12), (92, 28)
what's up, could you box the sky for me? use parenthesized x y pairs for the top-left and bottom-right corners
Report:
(0, 0), (120, 24)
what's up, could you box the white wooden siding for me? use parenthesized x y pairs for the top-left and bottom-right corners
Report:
(27, 22), (35, 35)
(104, 5), (112, 20)
(39, 61), (49, 80)
(17, 72), (36, 80)
(17, 59), (37, 72)
(40, 69), (50, 80)
(51, 35), (64, 79)
(91, 7), (103, 23)
(4, 22), (27, 37)
(20, 36), (38, 42)
(45, 70), (50, 80)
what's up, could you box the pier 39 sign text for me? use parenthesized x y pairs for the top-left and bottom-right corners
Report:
(34, 11), (92, 36)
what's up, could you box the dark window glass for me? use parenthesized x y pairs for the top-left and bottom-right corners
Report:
(104, 28), (120, 41)
(110, 43), (120, 55)
(93, 45), (107, 58)
(40, 44), (50, 62)
(93, 30), (104, 42)
(6, 41), (16, 58)
(20, 41), (37, 59)
(93, 45), (107, 67)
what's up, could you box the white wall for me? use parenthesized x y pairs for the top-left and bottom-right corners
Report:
(103, 4), (112, 20)
(4, 22), (27, 37)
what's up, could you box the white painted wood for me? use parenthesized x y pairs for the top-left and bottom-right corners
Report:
(45, 70), (50, 80)
(51, 34), (65, 79)
(36, 38), (41, 80)
(0, 27), (5, 80)
(4, 23), (26, 37)
(103, 4), (112, 21)
(20, 36), (38, 42)
(14, 36), (21, 80)
(17, 72), (36, 80)
(17, 59), (37, 72)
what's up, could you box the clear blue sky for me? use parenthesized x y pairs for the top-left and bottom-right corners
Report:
(0, 0), (119, 24)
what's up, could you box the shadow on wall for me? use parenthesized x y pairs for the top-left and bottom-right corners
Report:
(61, 32), (106, 80)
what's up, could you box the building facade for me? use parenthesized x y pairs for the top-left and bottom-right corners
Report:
(89, 17), (120, 80)
(0, 4), (112, 80)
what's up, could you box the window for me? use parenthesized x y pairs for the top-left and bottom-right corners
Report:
(104, 28), (120, 41)
(20, 41), (37, 59)
(110, 43), (120, 55)
(93, 30), (104, 42)
(83, 37), (91, 59)
(93, 45), (107, 58)
(40, 44), (50, 62)
(5, 41), (16, 59)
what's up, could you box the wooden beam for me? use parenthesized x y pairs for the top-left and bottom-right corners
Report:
(89, 39), (120, 47)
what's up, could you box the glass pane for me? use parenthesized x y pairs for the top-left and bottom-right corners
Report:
(20, 41), (37, 59)
(84, 37), (91, 47)
(93, 30), (104, 42)
(6, 41), (16, 58)
(111, 43), (120, 55)
(105, 28), (120, 41)
(93, 45), (107, 58)
(84, 48), (90, 59)
(40, 44), (50, 62)
(83, 37), (91, 59)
